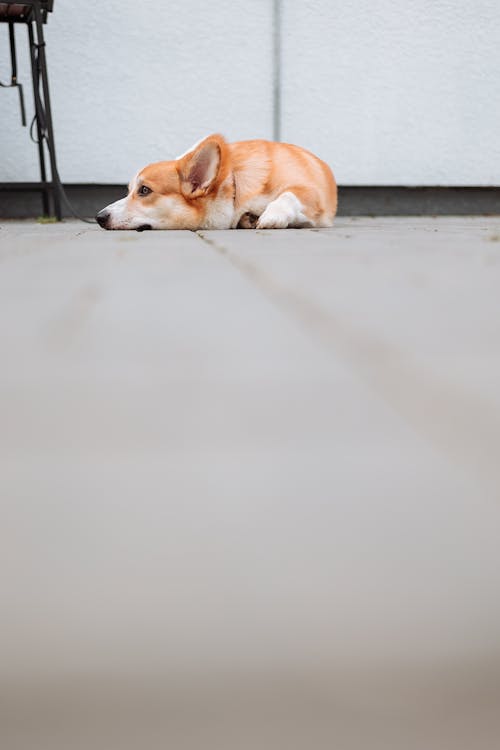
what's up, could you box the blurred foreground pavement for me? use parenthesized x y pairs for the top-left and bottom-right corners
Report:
(1, 217), (500, 750)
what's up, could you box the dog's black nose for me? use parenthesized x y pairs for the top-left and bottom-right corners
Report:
(96, 210), (110, 228)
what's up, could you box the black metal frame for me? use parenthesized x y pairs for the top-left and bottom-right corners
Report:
(0, 1), (61, 219)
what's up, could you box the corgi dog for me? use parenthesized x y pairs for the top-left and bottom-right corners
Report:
(96, 134), (337, 231)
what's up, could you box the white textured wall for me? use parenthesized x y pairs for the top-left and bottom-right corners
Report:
(0, 0), (274, 183)
(282, 0), (500, 185)
(0, 0), (499, 185)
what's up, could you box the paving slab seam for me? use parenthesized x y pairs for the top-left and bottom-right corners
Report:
(196, 230), (500, 495)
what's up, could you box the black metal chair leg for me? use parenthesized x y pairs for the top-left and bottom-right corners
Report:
(32, 0), (61, 220)
(27, 21), (49, 216)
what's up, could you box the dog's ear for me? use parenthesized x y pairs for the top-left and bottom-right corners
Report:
(178, 138), (222, 198)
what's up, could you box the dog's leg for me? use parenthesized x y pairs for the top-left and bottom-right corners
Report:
(237, 212), (259, 229)
(256, 188), (317, 229)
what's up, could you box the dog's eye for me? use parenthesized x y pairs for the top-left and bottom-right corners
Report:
(138, 185), (152, 196)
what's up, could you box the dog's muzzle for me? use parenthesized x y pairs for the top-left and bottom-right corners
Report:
(96, 209), (110, 229)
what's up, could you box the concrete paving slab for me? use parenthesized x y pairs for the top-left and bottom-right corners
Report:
(1, 219), (500, 750)
(202, 218), (500, 486)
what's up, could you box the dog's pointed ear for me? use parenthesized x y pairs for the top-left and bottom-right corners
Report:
(178, 138), (222, 198)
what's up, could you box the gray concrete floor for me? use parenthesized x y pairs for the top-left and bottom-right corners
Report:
(1, 217), (500, 749)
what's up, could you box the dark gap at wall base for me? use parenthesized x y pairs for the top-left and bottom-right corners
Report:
(339, 187), (500, 216)
(0, 185), (499, 219)
(0, 185), (127, 220)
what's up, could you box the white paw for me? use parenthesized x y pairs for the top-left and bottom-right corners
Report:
(256, 208), (289, 229)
